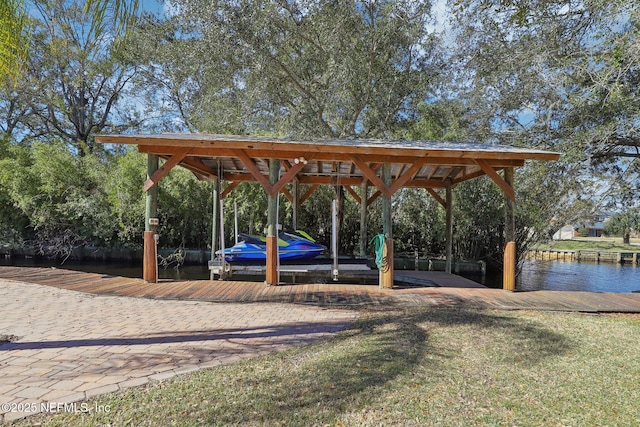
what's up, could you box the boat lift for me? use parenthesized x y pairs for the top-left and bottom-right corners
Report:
(209, 191), (371, 282)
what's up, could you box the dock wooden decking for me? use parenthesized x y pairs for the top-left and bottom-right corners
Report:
(1, 266), (640, 312)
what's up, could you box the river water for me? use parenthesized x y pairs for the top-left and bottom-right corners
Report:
(2, 257), (639, 293)
(514, 260), (640, 293)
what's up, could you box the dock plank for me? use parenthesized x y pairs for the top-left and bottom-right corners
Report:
(1, 267), (640, 312)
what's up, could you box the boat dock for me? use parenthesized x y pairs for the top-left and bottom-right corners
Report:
(2, 266), (640, 312)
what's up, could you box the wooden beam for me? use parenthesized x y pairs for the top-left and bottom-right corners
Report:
(368, 190), (382, 206)
(222, 173), (262, 182)
(282, 187), (294, 203)
(344, 185), (362, 204)
(138, 145), (527, 170)
(221, 181), (240, 199)
(359, 181), (368, 257)
(445, 179), (453, 274)
(504, 167), (516, 241)
(389, 158), (427, 195)
(380, 163), (393, 289)
(175, 156), (217, 179)
(221, 173), (447, 188)
(270, 160), (306, 196)
(266, 159), (280, 286)
(232, 149), (272, 192)
(144, 154), (159, 283)
(103, 134), (559, 162)
(298, 176), (366, 186)
(349, 154), (392, 198)
(474, 159), (516, 202)
(292, 180), (300, 228)
(452, 168), (487, 185)
(144, 148), (191, 192)
(426, 188), (447, 209)
(300, 184), (319, 204)
(503, 241), (516, 291)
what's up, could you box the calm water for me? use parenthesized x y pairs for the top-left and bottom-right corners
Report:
(2, 257), (639, 293)
(516, 260), (640, 293)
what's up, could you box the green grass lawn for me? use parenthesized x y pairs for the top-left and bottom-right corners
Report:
(14, 307), (640, 426)
(533, 237), (640, 252)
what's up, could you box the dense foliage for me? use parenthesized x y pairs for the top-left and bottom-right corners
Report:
(1, 0), (638, 272)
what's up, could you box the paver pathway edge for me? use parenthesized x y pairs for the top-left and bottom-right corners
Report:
(0, 279), (358, 423)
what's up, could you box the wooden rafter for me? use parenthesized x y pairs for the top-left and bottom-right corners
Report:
(282, 187), (294, 203)
(474, 159), (515, 201)
(453, 168), (489, 185)
(300, 184), (319, 204)
(349, 154), (392, 198)
(232, 149), (272, 190)
(367, 190), (382, 206)
(389, 158), (427, 195)
(271, 161), (306, 195)
(221, 181), (240, 198)
(426, 188), (447, 208)
(344, 185), (362, 204)
(232, 149), (307, 197)
(137, 145), (528, 169)
(144, 148), (191, 192)
(179, 157), (217, 179)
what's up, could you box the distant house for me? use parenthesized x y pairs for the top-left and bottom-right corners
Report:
(552, 214), (610, 240)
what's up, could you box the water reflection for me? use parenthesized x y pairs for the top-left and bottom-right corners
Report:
(518, 260), (640, 293)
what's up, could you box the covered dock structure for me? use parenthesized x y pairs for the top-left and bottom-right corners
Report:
(95, 134), (560, 290)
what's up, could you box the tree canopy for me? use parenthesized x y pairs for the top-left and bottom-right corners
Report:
(1, 0), (638, 273)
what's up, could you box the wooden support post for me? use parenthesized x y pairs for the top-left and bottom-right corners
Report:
(209, 178), (220, 280)
(445, 179), (453, 274)
(503, 167), (516, 291)
(265, 159), (280, 286)
(504, 168), (516, 242)
(359, 181), (368, 258)
(380, 163), (394, 288)
(143, 154), (159, 283)
(292, 179), (300, 230)
(503, 241), (516, 291)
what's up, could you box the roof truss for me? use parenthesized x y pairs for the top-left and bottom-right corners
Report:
(97, 133), (560, 201)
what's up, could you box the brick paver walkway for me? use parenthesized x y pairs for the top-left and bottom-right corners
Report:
(0, 279), (357, 423)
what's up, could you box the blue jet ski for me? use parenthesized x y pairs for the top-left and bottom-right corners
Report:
(217, 230), (326, 263)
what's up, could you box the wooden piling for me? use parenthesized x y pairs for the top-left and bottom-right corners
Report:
(265, 159), (280, 286)
(503, 241), (516, 291)
(143, 154), (159, 283)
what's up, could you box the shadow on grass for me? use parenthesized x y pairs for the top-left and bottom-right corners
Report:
(12, 307), (574, 427)
(199, 307), (574, 426)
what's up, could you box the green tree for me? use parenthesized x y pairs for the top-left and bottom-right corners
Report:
(1, 0), (140, 83)
(4, 141), (120, 258)
(0, 137), (31, 247)
(22, 0), (138, 155)
(450, 0), (640, 203)
(104, 147), (146, 247)
(604, 210), (640, 244)
(0, 0), (29, 83)
(140, 0), (444, 137)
